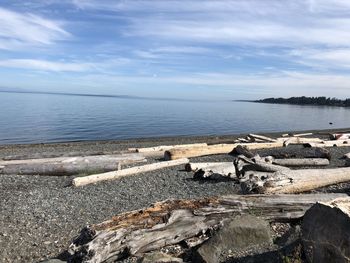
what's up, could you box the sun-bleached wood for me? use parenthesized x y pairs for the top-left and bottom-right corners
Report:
(67, 193), (345, 263)
(248, 134), (277, 142)
(72, 158), (189, 187)
(0, 154), (146, 175)
(192, 163), (236, 179)
(304, 140), (350, 148)
(271, 158), (329, 167)
(282, 137), (323, 146)
(129, 143), (208, 153)
(292, 132), (313, 137)
(185, 162), (232, 172)
(164, 142), (284, 160)
(240, 167), (350, 194)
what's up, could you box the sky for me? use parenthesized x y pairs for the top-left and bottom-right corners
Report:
(1, 0), (350, 100)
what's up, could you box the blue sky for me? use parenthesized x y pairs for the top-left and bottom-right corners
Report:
(1, 0), (350, 99)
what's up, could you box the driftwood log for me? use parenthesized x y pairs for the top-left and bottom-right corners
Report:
(270, 158), (329, 167)
(164, 142), (283, 160)
(240, 167), (350, 194)
(282, 137), (323, 146)
(0, 154), (146, 175)
(72, 158), (189, 187)
(128, 143), (208, 157)
(304, 140), (350, 148)
(68, 194), (345, 263)
(185, 162), (232, 172)
(248, 134), (277, 142)
(192, 163), (236, 180)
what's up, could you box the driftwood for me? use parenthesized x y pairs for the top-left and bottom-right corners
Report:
(67, 194), (345, 263)
(128, 143), (208, 156)
(164, 142), (283, 160)
(302, 197), (350, 263)
(293, 132), (313, 137)
(330, 133), (350, 140)
(192, 163), (236, 180)
(0, 154), (146, 175)
(248, 134), (277, 142)
(185, 162), (232, 172)
(230, 145), (255, 158)
(72, 158), (189, 187)
(271, 158), (329, 167)
(282, 137), (323, 146)
(304, 140), (350, 148)
(240, 167), (350, 194)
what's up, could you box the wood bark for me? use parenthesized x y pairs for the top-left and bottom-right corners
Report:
(0, 154), (146, 175)
(164, 142), (283, 160)
(72, 158), (189, 187)
(240, 167), (350, 194)
(67, 193), (346, 263)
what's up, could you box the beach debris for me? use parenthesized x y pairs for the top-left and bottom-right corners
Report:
(302, 197), (350, 263)
(229, 145), (255, 158)
(185, 162), (232, 172)
(330, 133), (350, 140)
(240, 167), (350, 194)
(282, 137), (323, 146)
(304, 139), (350, 148)
(192, 162), (236, 180)
(67, 194), (344, 262)
(292, 132), (313, 137)
(128, 143), (208, 157)
(248, 133), (277, 142)
(164, 142), (284, 160)
(140, 252), (183, 263)
(72, 158), (189, 187)
(269, 157), (329, 167)
(0, 154), (146, 176)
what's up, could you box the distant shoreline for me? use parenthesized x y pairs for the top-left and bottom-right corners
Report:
(250, 96), (350, 107)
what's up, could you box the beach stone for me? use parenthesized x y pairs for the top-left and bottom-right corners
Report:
(302, 198), (350, 263)
(193, 214), (272, 263)
(39, 259), (66, 263)
(139, 251), (183, 263)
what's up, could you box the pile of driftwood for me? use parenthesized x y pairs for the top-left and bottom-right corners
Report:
(2, 132), (350, 262)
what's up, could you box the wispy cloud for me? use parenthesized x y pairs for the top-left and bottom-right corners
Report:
(0, 59), (94, 72)
(0, 7), (69, 50)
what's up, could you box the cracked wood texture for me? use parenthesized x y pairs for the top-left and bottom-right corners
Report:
(68, 194), (345, 263)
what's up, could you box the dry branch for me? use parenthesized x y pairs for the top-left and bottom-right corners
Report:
(68, 194), (345, 263)
(72, 158), (189, 187)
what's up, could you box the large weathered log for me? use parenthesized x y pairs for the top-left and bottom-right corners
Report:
(72, 158), (189, 187)
(302, 197), (350, 263)
(192, 163), (236, 179)
(129, 143), (208, 153)
(0, 154), (146, 175)
(304, 140), (350, 148)
(248, 134), (277, 142)
(185, 162), (232, 172)
(330, 133), (350, 140)
(282, 137), (323, 146)
(240, 167), (350, 194)
(68, 194), (345, 263)
(271, 158), (329, 167)
(164, 142), (283, 160)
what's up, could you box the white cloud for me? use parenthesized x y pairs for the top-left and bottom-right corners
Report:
(0, 59), (94, 72)
(0, 7), (69, 50)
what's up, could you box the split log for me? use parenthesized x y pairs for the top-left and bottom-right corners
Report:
(271, 158), (329, 167)
(240, 167), (350, 194)
(185, 162), (232, 172)
(72, 158), (189, 187)
(0, 154), (146, 175)
(302, 197), (350, 263)
(67, 194), (345, 263)
(248, 134), (277, 142)
(164, 142), (283, 160)
(304, 140), (350, 148)
(192, 163), (236, 179)
(282, 137), (323, 146)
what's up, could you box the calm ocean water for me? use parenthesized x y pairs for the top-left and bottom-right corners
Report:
(1, 92), (350, 144)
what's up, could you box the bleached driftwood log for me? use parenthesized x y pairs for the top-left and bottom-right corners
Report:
(68, 194), (345, 263)
(164, 142), (283, 160)
(292, 132), (313, 137)
(302, 197), (350, 263)
(248, 134), (277, 142)
(271, 158), (329, 167)
(240, 167), (350, 194)
(330, 133), (350, 140)
(72, 158), (189, 187)
(185, 162), (232, 172)
(192, 163), (236, 179)
(304, 140), (350, 148)
(0, 154), (146, 175)
(128, 143), (208, 157)
(282, 137), (323, 146)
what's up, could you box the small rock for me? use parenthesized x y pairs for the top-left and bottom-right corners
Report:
(139, 251), (183, 263)
(194, 214), (272, 263)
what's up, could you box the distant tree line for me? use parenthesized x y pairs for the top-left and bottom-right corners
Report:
(255, 96), (350, 107)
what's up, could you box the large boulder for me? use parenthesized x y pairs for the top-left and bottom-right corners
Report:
(302, 197), (350, 263)
(194, 214), (272, 263)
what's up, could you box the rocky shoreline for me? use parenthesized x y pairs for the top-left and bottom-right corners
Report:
(1, 128), (350, 263)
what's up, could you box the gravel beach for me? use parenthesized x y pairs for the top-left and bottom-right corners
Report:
(1, 129), (350, 263)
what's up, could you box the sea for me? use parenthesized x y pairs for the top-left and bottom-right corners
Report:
(1, 91), (350, 144)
